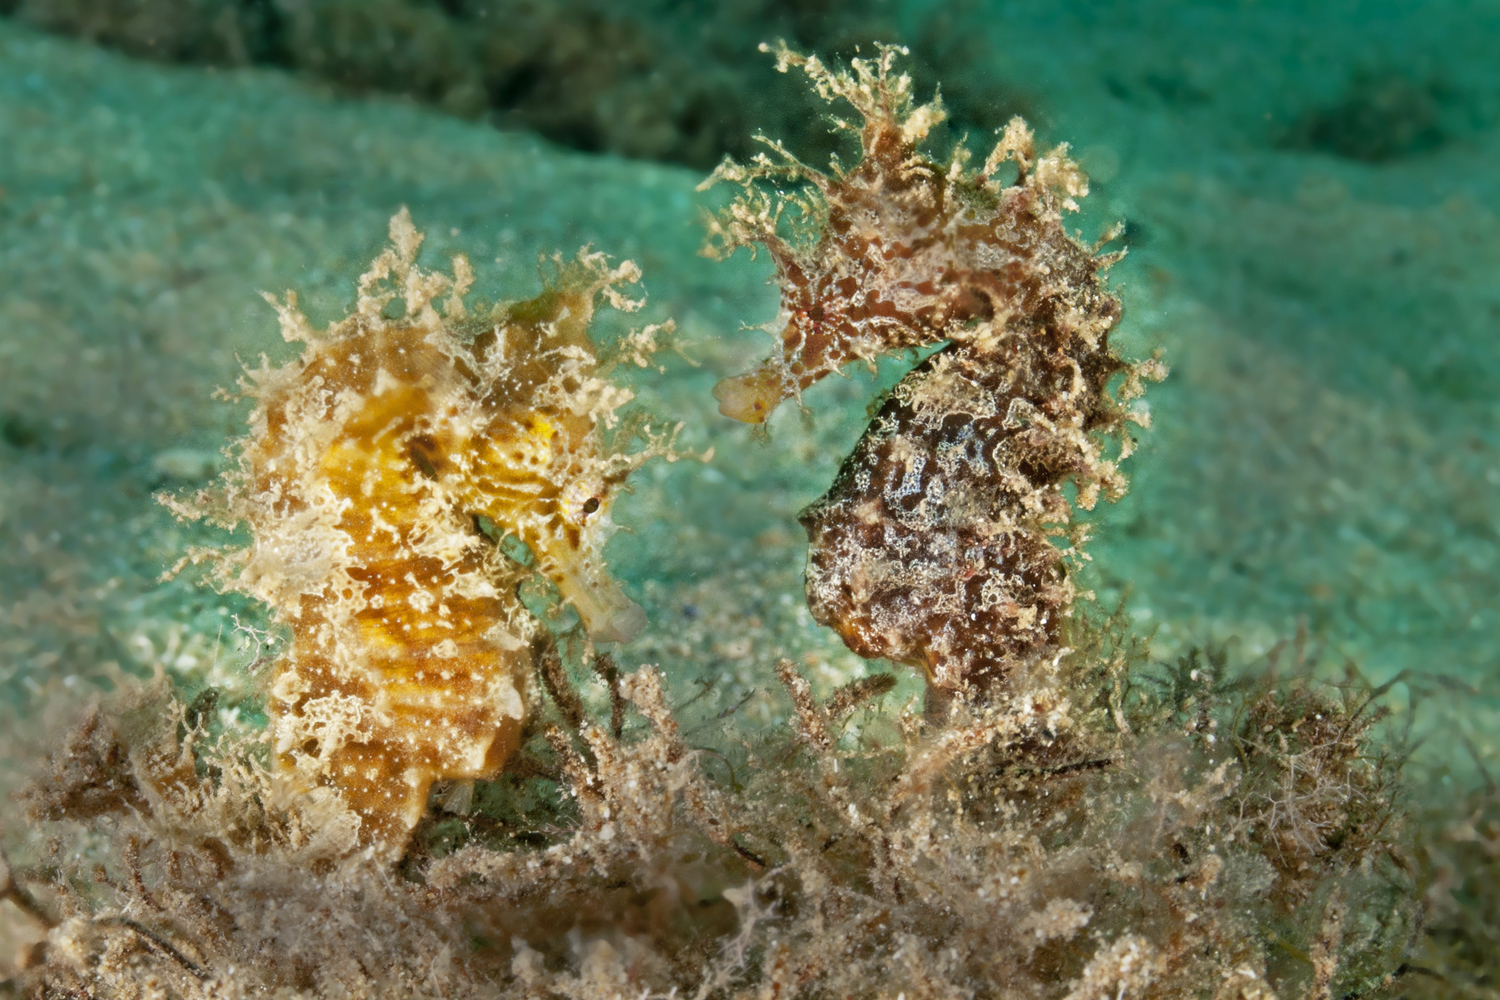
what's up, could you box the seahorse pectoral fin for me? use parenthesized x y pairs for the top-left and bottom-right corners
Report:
(713, 366), (786, 424)
(555, 569), (647, 643)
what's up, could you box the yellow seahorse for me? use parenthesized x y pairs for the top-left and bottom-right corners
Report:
(178, 209), (673, 857)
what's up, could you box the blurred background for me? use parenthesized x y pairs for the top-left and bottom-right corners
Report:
(1, 0), (1498, 775)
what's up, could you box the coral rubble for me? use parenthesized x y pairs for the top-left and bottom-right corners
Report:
(703, 43), (1163, 691)
(162, 209), (674, 856)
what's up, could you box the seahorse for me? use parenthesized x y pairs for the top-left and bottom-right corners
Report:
(701, 44), (1162, 691)
(178, 209), (672, 856)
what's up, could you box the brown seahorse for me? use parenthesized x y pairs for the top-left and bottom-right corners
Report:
(173, 209), (674, 856)
(702, 44), (1162, 691)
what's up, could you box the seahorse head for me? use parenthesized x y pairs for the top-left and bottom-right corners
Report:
(454, 251), (669, 643)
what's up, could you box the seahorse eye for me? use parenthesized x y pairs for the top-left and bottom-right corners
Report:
(582, 497), (601, 515)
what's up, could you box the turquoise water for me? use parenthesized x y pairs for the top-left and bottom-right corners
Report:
(2, 1), (1499, 767)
